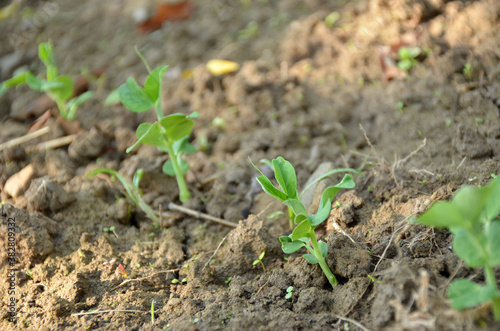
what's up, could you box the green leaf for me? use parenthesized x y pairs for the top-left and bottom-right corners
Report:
(25, 72), (48, 91)
(453, 185), (493, 228)
(281, 240), (306, 254)
(132, 169), (144, 189)
(126, 122), (168, 152)
(159, 113), (195, 141)
(485, 177), (500, 221)
(417, 201), (464, 229)
(300, 168), (361, 199)
(118, 77), (154, 112)
(272, 157), (298, 199)
(255, 175), (288, 201)
(163, 159), (189, 176)
(50, 75), (74, 101)
(453, 228), (487, 268)
(283, 199), (307, 220)
(448, 279), (500, 310)
(144, 65), (168, 102)
(0, 71), (28, 97)
(67, 91), (93, 120)
(309, 174), (355, 226)
(291, 220), (312, 241)
(104, 88), (121, 107)
(318, 241), (328, 258)
(303, 254), (318, 264)
(172, 136), (196, 155)
(38, 42), (55, 68)
(486, 221), (500, 267)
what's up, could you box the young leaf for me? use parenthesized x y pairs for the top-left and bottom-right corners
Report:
(254, 175), (288, 201)
(318, 241), (328, 258)
(272, 156), (298, 199)
(448, 279), (500, 310)
(163, 159), (189, 176)
(303, 254), (319, 264)
(159, 113), (194, 141)
(485, 177), (500, 221)
(283, 199), (308, 220)
(291, 220), (312, 241)
(486, 221), (500, 267)
(144, 65), (168, 102)
(118, 77), (154, 112)
(133, 168), (144, 189)
(452, 228), (488, 268)
(0, 71), (28, 97)
(126, 122), (167, 152)
(50, 75), (74, 101)
(281, 239), (306, 254)
(452, 185), (494, 228)
(417, 201), (464, 229)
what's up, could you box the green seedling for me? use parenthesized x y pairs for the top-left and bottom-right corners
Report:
(252, 251), (266, 271)
(416, 176), (500, 320)
(87, 168), (159, 223)
(116, 47), (198, 203)
(103, 226), (118, 238)
(25, 269), (33, 279)
(225, 277), (232, 284)
(251, 156), (356, 288)
(463, 63), (472, 79)
(0, 42), (93, 121)
(151, 300), (155, 324)
(397, 46), (421, 73)
(285, 286), (294, 300)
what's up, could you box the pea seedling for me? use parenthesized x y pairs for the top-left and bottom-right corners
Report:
(0, 42), (93, 121)
(252, 251), (266, 271)
(397, 46), (421, 73)
(250, 156), (356, 288)
(285, 286), (294, 300)
(117, 47), (198, 203)
(416, 176), (500, 320)
(87, 168), (159, 224)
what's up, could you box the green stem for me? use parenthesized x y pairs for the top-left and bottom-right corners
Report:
(288, 207), (294, 230)
(164, 142), (190, 203)
(310, 231), (337, 288)
(155, 100), (163, 120)
(55, 99), (68, 119)
(484, 266), (500, 320)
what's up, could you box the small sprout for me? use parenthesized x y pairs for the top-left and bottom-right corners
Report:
(396, 101), (404, 114)
(206, 59), (240, 76)
(397, 46), (421, 73)
(324, 11), (340, 27)
(184, 263), (189, 270)
(25, 269), (33, 279)
(468, 176), (477, 182)
(149, 232), (155, 238)
(416, 176), (500, 320)
(181, 278), (188, 284)
(212, 117), (227, 130)
(151, 300), (155, 324)
(285, 286), (294, 300)
(445, 119), (452, 127)
(136, 263), (141, 268)
(492, 174), (498, 179)
(418, 180), (427, 184)
(252, 251), (266, 271)
(193, 317), (199, 324)
(0, 42), (93, 121)
(171, 279), (180, 284)
(103, 226), (119, 238)
(463, 63), (472, 78)
(190, 256), (198, 261)
(238, 21), (259, 40)
(225, 277), (232, 284)
(475, 117), (484, 124)
(78, 250), (84, 258)
(251, 156), (358, 288)
(164, 324), (170, 329)
(88, 168), (159, 223)
(417, 130), (422, 137)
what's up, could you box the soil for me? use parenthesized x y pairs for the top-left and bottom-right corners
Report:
(1, 0), (500, 330)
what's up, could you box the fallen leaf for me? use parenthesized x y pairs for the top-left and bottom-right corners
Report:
(138, 1), (193, 33)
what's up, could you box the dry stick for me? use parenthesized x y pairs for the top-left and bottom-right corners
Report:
(109, 269), (179, 292)
(26, 134), (77, 153)
(72, 309), (148, 317)
(166, 202), (237, 228)
(201, 233), (229, 272)
(334, 315), (372, 331)
(0, 126), (50, 152)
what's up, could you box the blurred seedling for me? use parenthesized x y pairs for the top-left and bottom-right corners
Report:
(252, 251), (266, 271)
(151, 300), (155, 324)
(397, 46), (421, 73)
(116, 46), (198, 203)
(0, 42), (93, 121)
(416, 176), (500, 320)
(225, 277), (232, 284)
(103, 225), (118, 238)
(87, 168), (159, 223)
(250, 156), (357, 288)
(463, 63), (472, 79)
(285, 286), (294, 300)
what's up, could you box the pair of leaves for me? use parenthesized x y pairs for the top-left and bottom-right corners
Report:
(279, 235), (328, 264)
(418, 176), (500, 268)
(118, 66), (168, 113)
(448, 279), (500, 310)
(126, 112), (199, 153)
(162, 136), (196, 176)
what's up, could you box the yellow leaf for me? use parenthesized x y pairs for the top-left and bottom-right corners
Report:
(206, 59), (239, 76)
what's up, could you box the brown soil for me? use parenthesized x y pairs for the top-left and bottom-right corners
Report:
(1, 0), (500, 330)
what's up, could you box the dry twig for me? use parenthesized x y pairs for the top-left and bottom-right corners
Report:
(0, 126), (50, 152)
(166, 202), (237, 228)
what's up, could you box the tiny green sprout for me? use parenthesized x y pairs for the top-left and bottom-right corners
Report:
(149, 232), (155, 238)
(324, 11), (340, 27)
(0, 42), (93, 121)
(103, 226), (119, 238)
(25, 269), (33, 279)
(238, 21), (259, 40)
(250, 156), (358, 288)
(397, 46), (421, 73)
(87, 168), (159, 223)
(225, 277), (232, 284)
(164, 323), (170, 329)
(463, 63), (472, 79)
(116, 47), (198, 203)
(212, 117), (227, 130)
(475, 117), (484, 124)
(193, 317), (199, 324)
(267, 211), (285, 220)
(252, 251), (266, 271)
(285, 286), (294, 300)
(136, 263), (141, 268)
(171, 279), (180, 284)
(181, 278), (188, 284)
(151, 300), (155, 324)
(468, 176), (477, 182)
(492, 174), (498, 179)
(149, 263), (154, 270)
(78, 250), (84, 258)
(190, 256), (198, 261)
(396, 101), (404, 114)
(416, 176), (500, 320)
